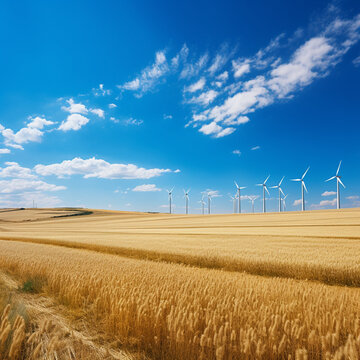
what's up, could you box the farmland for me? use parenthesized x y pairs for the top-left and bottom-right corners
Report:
(0, 208), (359, 359)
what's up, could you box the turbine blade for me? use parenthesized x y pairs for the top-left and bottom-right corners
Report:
(303, 181), (308, 193)
(302, 166), (310, 180)
(325, 176), (336, 182)
(170, 187), (174, 193)
(240, 186), (246, 189)
(338, 178), (346, 188)
(270, 186), (277, 189)
(264, 175), (270, 184)
(280, 188), (285, 196)
(336, 160), (342, 176)
(256, 184), (262, 186)
(234, 181), (239, 189)
(291, 179), (301, 182)
(279, 176), (285, 186)
(265, 186), (270, 195)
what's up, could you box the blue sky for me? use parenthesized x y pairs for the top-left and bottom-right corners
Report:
(0, 0), (359, 213)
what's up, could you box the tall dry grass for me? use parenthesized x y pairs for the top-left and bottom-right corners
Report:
(0, 240), (359, 359)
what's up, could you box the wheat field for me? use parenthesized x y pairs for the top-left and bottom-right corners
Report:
(0, 208), (359, 359)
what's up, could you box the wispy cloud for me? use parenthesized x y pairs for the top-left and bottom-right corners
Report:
(232, 149), (241, 156)
(132, 184), (162, 192)
(322, 191), (336, 196)
(119, 51), (170, 96)
(90, 108), (105, 118)
(184, 77), (206, 93)
(35, 157), (176, 180)
(293, 199), (302, 206)
(251, 146), (260, 150)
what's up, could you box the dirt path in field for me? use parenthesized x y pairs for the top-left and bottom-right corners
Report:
(0, 271), (146, 360)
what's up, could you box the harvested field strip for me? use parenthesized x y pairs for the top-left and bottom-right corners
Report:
(0, 240), (359, 359)
(0, 235), (359, 287)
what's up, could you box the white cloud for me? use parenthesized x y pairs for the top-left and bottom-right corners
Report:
(293, 199), (302, 206)
(108, 103), (117, 109)
(93, 84), (111, 96)
(187, 13), (360, 138)
(0, 162), (36, 179)
(120, 50), (169, 95)
(206, 190), (221, 197)
(180, 52), (209, 79)
(132, 184), (162, 192)
(0, 179), (66, 193)
(320, 198), (337, 206)
(223, 116), (249, 126)
(232, 60), (250, 78)
(90, 108), (105, 118)
(268, 37), (334, 98)
(184, 77), (206, 93)
(208, 53), (229, 75)
(346, 195), (359, 200)
(217, 71), (229, 81)
(58, 114), (89, 131)
(322, 191), (336, 196)
(28, 116), (54, 129)
(0, 192), (62, 208)
(199, 122), (235, 138)
(0, 116), (54, 149)
(123, 118), (143, 126)
(232, 150), (241, 156)
(189, 90), (219, 106)
(353, 55), (360, 67)
(0, 149), (10, 154)
(163, 114), (173, 120)
(251, 146), (260, 150)
(34, 157), (174, 180)
(61, 98), (88, 114)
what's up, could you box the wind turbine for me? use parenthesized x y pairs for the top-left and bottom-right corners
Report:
(234, 181), (246, 213)
(270, 176), (285, 212)
(166, 187), (174, 214)
(291, 167), (309, 211)
(248, 195), (258, 213)
(199, 195), (206, 215)
(256, 175), (270, 213)
(229, 194), (238, 213)
(282, 194), (288, 211)
(183, 189), (190, 214)
(325, 161), (345, 209)
(207, 192), (212, 214)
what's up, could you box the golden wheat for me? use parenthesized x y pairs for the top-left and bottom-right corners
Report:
(1, 208), (360, 286)
(0, 240), (359, 359)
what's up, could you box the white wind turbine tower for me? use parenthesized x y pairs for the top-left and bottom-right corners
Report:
(166, 187), (174, 214)
(183, 189), (190, 214)
(199, 195), (206, 215)
(234, 181), (246, 213)
(256, 175), (270, 213)
(325, 161), (345, 209)
(270, 176), (285, 212)
(248, 195), (259, 213)
(291, 167), (309, 211)
(229, 194), (238, 213)
(282, 194), (288, 211)
(207, 192), (212, 214)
